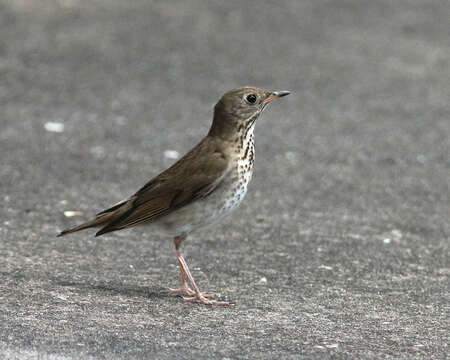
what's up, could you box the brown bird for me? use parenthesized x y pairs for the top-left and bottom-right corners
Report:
(58, 86), (290, 306)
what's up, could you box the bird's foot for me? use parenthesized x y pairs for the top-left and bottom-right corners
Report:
(172, 246), (230, 306)
(182, 292), (230, 306)
(169, 285), (194, 296)
(170, 286), (214, 298)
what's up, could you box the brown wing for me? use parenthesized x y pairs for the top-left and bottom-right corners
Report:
(95, 137), (229, 236)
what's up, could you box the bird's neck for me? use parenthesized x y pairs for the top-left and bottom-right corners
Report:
(236, 122), (255, 166)
(208, 112), (237, 140)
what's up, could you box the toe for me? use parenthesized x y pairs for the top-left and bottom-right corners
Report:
(169, 287), (195, 296)
(182, 295), (230, 306)
(200, 292), (215, 299)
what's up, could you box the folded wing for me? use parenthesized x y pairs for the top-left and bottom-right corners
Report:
(95, 139), (229, 236)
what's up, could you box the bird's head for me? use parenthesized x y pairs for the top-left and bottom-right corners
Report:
(209, 86), (290, 139)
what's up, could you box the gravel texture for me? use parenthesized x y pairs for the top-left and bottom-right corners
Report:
(0, 1), (449, 359)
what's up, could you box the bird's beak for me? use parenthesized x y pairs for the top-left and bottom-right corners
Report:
(261, 90), (290, 104)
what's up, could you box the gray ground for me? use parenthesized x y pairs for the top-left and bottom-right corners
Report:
(0, 0), (449, 359)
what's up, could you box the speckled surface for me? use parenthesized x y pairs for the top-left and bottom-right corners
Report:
(0, 1), (448, 359)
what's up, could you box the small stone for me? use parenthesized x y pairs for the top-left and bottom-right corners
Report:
(64, 211), (83, 217)
(164, 150), (180, 159)
(319, 265), (333, 270)
(44, 122), (64, 133)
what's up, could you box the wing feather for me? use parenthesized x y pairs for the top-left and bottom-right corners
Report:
(95, 138), (229, 236)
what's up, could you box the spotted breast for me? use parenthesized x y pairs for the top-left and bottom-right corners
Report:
(221, 121), (255, 213)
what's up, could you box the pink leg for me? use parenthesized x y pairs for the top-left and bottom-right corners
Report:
(169, 255), (196, 296)
(170, 236), (229, 306)
(169, 236), (198, 296)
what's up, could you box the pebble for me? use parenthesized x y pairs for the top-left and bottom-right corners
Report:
(64, 211), (83, 217)
(44, 122), (64, 133)
(164, 150), (180, 159)
(258, 277), (268, 284)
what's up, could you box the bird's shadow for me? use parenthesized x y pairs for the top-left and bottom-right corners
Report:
(53, 278), (170, 300)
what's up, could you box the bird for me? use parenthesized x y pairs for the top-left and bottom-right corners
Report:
(58, 86), (290, 306)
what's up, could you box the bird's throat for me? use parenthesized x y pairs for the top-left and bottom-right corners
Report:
(239, 121), (255, 167)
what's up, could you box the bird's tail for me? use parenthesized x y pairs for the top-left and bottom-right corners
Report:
(57, 199), (130, 237)
(57, 213), (113, 237)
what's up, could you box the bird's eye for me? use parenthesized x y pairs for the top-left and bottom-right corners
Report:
(246, 94), (257, 104)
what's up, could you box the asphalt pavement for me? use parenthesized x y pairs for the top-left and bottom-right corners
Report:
(0, 1), (449, 359)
